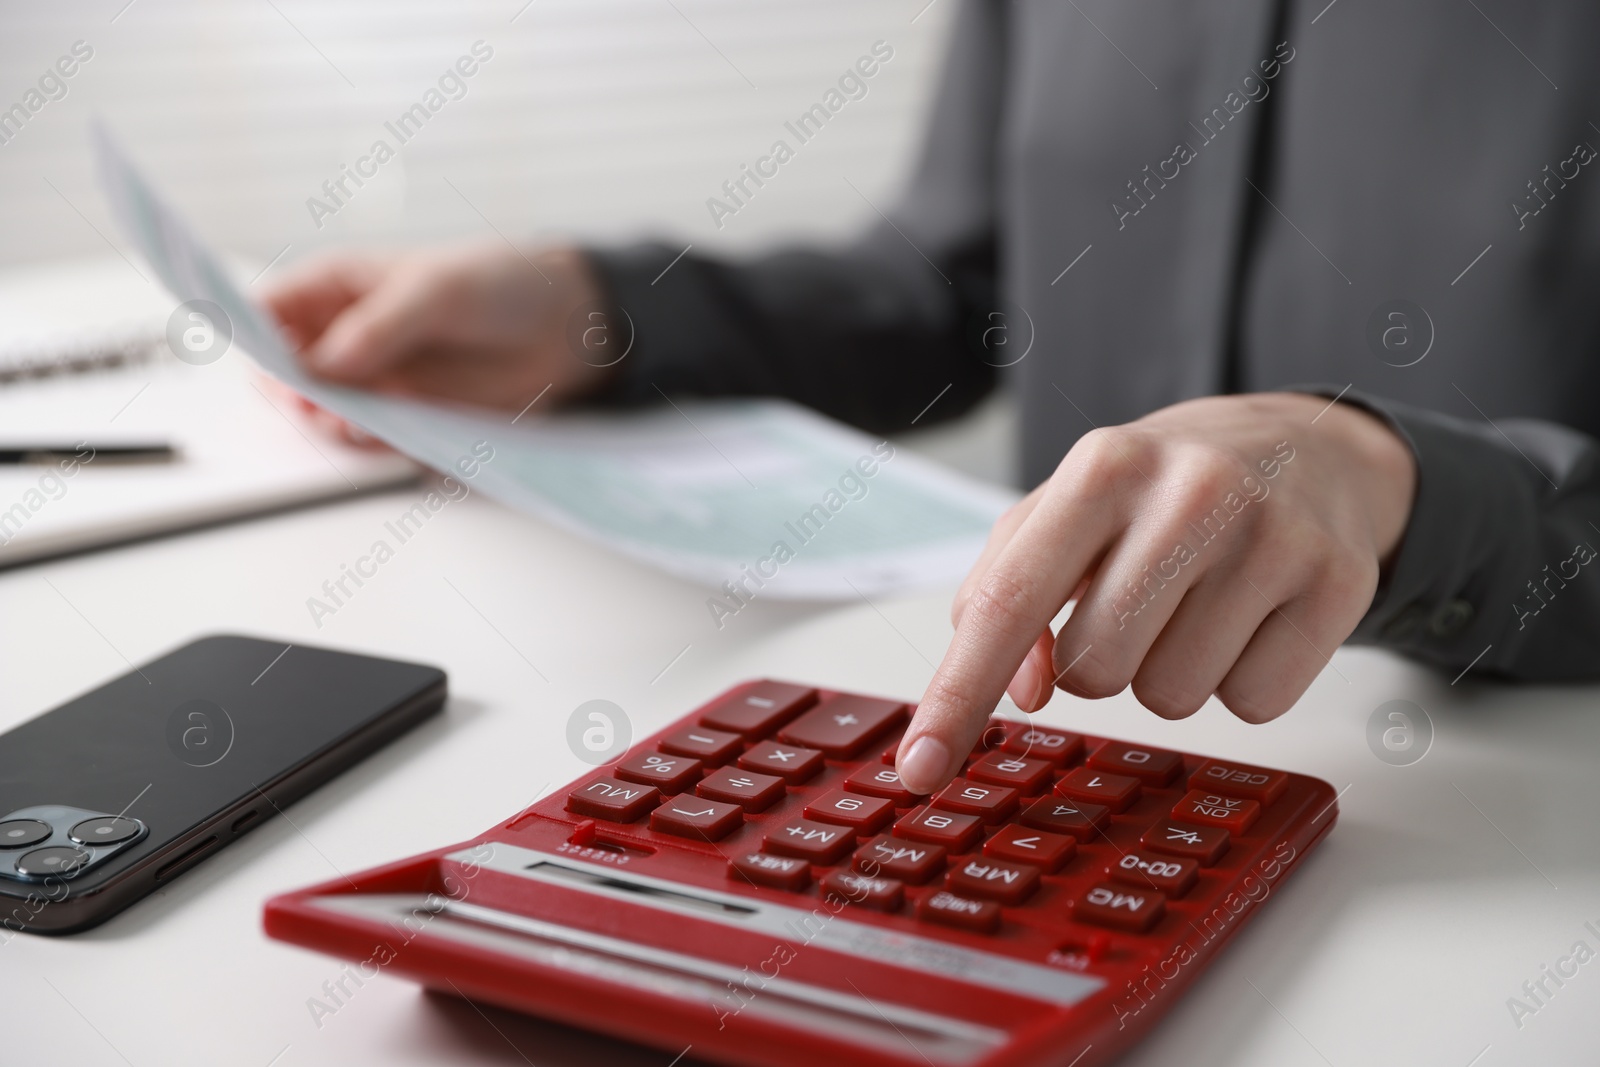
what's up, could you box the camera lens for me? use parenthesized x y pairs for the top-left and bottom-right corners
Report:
(70, 816), (143, 846)
(15, 845), (91, 878)
(0, 820), (53, 850)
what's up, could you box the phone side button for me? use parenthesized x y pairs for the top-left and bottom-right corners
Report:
(155, 836), (219, 881)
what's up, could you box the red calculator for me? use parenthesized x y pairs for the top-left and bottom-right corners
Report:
(264, 681), (1337, 1067)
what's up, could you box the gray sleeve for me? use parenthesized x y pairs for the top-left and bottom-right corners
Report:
(1324, 389), (1600, 681)
(583, 0), (1006, 434)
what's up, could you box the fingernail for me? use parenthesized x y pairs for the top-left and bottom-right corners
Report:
(898, 735), (951, 795)
(1007, 657), (1042, 710)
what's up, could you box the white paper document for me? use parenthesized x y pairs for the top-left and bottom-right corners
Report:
(93, 123), (1013, 598)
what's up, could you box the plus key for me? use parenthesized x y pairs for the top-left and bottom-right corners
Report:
(778, 695), (906, 759)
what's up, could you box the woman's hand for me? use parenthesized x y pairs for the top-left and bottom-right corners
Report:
(895, 392), (1416, 794)
(263, 241), (616, 419)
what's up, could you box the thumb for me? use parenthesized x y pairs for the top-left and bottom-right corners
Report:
(307, 265), (452, 381)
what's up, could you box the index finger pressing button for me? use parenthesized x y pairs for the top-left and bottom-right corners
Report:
(777, 695), (906, 759)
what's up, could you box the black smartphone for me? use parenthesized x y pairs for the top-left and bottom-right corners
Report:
(0, 634), (445, 935)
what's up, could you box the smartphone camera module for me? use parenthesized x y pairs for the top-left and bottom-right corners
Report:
(0, 806), (148, 883)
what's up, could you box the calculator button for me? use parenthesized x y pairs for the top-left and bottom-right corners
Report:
(946, 856), (1041, 906)
(1074, 882), (1165, 932)
(1172, 790), (1261, 836)
(919, 891), (1001, 933)
(966, 751), (1054, 795)
(650, 797), (743, 841)
(696, 766), (785, 811)
(821, 869), (904, 911)
(984, 825), (1076, 872)
(566, 776), (661, 822)
(730, 851), (811, 891)
(659, 726), (743, 765)
(1140, 820), (1230, 865)
(1107, 850), (1199, 897)
(1055, 767), (1141, 813)
(853, 835), (946, 884)
(615, 752), (702, 794)
(701, 682), (817, 738)
(1001, 724), (1084, 766)
(1019, 796), (1110, 839)
(931, 778), (1019, 824)
(738, 741), (825, 784)
(778, 695), (906, 759)
(764, 818), (856, 864)
(894, 807), (983, 852)
(1087, 741), (1185, 786)
(1188, 759), (1288, 805)
(805, 790), (895, 833)
(879, 744), (899, 764)
(844, 764), (919, 805)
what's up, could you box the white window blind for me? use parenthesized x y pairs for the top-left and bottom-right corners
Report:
(0, 0), (955, 275)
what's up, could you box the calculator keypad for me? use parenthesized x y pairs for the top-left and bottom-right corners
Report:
(553, 683), (1320, 951)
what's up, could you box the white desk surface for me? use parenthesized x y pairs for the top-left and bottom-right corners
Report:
(1, 475), (1597, 1067)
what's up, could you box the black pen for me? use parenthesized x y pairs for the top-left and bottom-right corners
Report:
(0, 443), (176, 465)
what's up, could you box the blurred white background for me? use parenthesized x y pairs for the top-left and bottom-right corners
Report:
(0, 0), (955, 271)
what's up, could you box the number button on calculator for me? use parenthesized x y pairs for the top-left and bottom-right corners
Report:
(1086, 740), (1185, 786)
(805, 790), (895, 833)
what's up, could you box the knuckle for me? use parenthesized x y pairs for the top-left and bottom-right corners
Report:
(1131, 673), (1207, 720)
(963, 569), (1036, 638)
(1216, 680), (1293, 724)
(1058, 644), (1127, 700)
(1060, 427), (1144, 494)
